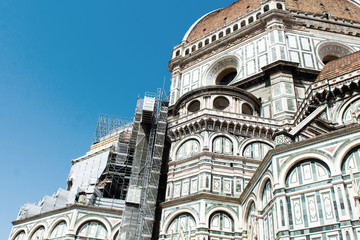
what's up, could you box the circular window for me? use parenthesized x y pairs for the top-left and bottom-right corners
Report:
(242, 103), (253, 115)
(322, 55), (340, 64)
(188, 100), (200, 112)
(318, 42), (353, 65)
(213, 97), (229, 110)
(216, 68), (238, 85)
(205, 57), (240, 85)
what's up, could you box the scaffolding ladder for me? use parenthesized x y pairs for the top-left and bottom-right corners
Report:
(119, 90), (168, 240)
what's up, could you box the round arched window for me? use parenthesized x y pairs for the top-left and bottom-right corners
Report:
(243, 142), (273, 160)
(76, 221), (107, 239)
(188, 100), (200, 113)
(209, 212), (234, 232)
(176, 139), (200, 160)
(213, 136), (233, 155)
(216, 68), (238, 85)
(50, 221), (67, 239)
(13, 231), (26, 240)
(30, 226), (45, 240)
(213, 97), (230, 110)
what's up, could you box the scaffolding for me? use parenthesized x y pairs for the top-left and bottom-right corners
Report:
(94, 102), (143, 206)
(93, 115), (133, 144)
(118, 89), (169, 240)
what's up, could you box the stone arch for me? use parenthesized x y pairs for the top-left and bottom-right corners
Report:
(202, 55), (241, 86)
(161, 208), (199, 234)
(335, 137), (360, 174)
(171, 135), (203, 161)
(259, 177), (273, 209)
(257, 173), (274, 201)
(278, 152), (333, 187)
(28, 223), (47, 240)
(239, 138), (274, 159)
(243, 199), (257, 226)
(46, 217), (71, 239)
(336, 95), (360, 125)
(10, 228), (28, 240)
(72, 216), (111, 239)
(209, 132), (239, 155)
(206, 206), (239, 231)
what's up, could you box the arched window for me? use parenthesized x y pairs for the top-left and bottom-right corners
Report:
(256, 12), (261, 20)
(213, 136), (233, 155)
(209, 212), (234, 232)
(75, 221), (107, 240)
(212, 35), (217, 42)
(286, 160), (330, 187)
(262, 180), (273, 208)
(242, 103), (253, 115)
(248, 16), (254, 23)
(198, 42), (203, 49)
(13, 231), (26, 240)
(30, 226), (45, 240)
(243, 142), (273, 160)
(185, 49), (190, 55)
(49, 221), (67, 239)
(167, 213), (196, 238)
(175, 50), (180, 57)
(246, 202), (256, 224)
(241, 20), (246, 27)
(264, 5), (269, 12)
(233, 24), (239, 31)
(205, 39), (210, 45)
(277, 3), (283, 9)
(342, 146), (360, 174)
(191, 45), (196, 52)
(226, 28), (231, 35)
(342, 99), (360, 124)
(176, 139), (200, 160)
(219, 32), (224, 38)
(213, 97), (230, 110)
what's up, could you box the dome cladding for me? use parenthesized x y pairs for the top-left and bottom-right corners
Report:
(185, 0), (360, 43)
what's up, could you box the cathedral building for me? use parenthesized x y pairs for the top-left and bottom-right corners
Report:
(8, 0), (360, 240)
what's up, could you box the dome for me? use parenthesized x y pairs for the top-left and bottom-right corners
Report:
(184, 0), (360, 43)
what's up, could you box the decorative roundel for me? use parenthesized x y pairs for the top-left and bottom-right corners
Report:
(205, 57), (240, 85)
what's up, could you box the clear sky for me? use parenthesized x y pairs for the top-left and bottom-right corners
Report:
(0, 0), (236, 238)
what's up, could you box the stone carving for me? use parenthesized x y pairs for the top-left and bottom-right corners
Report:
(274, 133), (292, 146)
(248, 215), (258, 240)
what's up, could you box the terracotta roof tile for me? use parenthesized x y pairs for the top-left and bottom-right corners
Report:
(285, 0), (360, 22)
(186, 0), (360, 42)
(187, 0), (261, 42)
(316, 51), (360, 81)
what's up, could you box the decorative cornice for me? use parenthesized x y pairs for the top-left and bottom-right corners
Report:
(168, 151), (262, 167)
(160, 192), (241, 208)
(12, 204), (122, 225)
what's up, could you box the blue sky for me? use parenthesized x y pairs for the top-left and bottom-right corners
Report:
(0, 0), (236, 238)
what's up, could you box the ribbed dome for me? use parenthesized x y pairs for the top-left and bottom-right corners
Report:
(185, 0), (360, 42)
